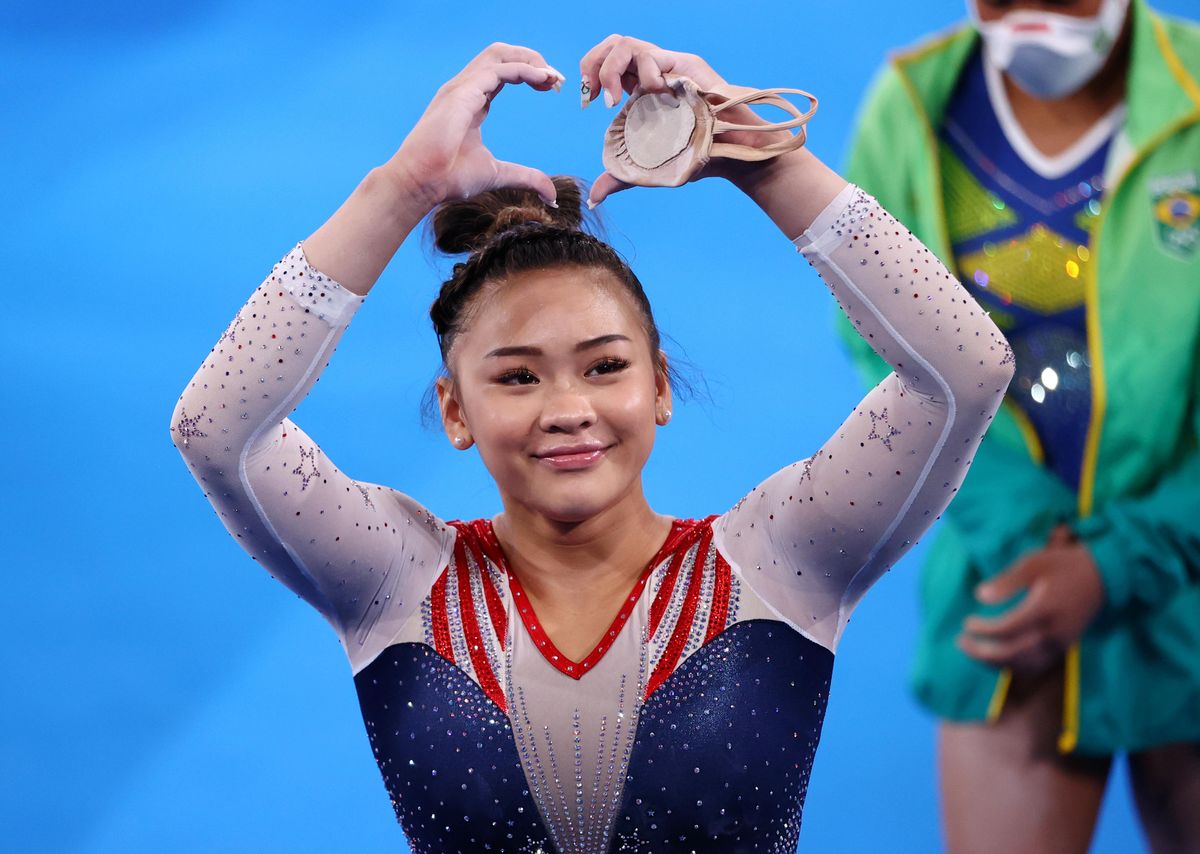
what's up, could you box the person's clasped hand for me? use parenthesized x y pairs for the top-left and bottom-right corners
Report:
(957, 524), (1106, 675)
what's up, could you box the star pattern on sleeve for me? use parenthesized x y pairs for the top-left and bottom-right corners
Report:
(354, 481), (376, 510)
(420, 508), (443, 536)
(799, 451), (822, 484)
(218, 307), (246, 344)
(173, 407), (208, 447)
(866, 408), (900, 452)
(292, 444), (320, 491)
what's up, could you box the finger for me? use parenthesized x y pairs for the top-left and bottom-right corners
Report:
(650, 48), (683, 78)
(493, 161), (558, 207)
(434, 62), (563, 139)
(579, 34), (626, 107)
(464, 62), (563, 105)
(597, 41), (635, 107)
(1008, 644), (1060, 678)
(579, 37), (677, 107)
(587, 172), (633, 208)
(486, 61), (564, 92)
(1048, 524), (1075, 547)
(956, 630), (1042, 667)
(975, 555), (1039, 604)
(635, 51), (669, 93)
(470, 42), (557, 78)
(963, 590), (1046, 640)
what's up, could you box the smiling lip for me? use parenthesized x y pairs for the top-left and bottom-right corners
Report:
(534, 444), (610, 471)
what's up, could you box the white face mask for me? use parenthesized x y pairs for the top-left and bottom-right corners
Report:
(972, 0), (1130, 99)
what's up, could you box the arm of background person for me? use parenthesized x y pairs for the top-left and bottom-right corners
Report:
(955, 389), (1200, 669)
(943, 429), (1078, 578)
(1070, 347), (1200, 616)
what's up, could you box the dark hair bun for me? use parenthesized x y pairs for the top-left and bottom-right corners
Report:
(431, 175), (585, 255)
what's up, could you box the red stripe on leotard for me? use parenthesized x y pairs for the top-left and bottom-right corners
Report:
(455, 521), (509, 652)
(704, 551), (733, 645)
(647, 546), (689, 639)
(429, 569), (453, 663)
(645, 523), (715, 699)
(451, 530), (508, 713)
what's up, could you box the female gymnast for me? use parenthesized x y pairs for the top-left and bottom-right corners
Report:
(172, 35), (1013, 853)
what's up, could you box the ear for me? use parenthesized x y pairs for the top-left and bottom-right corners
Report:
(654, 350), (673, 426)
(435, 376), (474, 450)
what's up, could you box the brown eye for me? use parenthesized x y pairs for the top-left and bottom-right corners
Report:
(497, 367), (538, 385)
(587, 358), (630, 376)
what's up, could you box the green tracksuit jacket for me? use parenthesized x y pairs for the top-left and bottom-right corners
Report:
(840, 0), (1200, 754)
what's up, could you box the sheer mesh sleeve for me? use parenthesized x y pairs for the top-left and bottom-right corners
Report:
(714, 185), (1014, 652)
(170, 244), (454, 672)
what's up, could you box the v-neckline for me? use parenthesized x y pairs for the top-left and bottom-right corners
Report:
(481, 518), (695, 680)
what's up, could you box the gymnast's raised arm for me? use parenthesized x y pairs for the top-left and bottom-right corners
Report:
(169, 44), (567, 665)
(580, 36), (1015, 651)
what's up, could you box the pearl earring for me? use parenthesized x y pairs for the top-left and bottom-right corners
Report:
(454, 436), (465, 447)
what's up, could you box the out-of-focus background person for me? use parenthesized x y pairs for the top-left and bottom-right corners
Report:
(841, 1), (1200, 852)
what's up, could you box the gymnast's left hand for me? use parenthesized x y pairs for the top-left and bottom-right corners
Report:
(957, 525), (1105, 675)
(580, 35), (795, 205)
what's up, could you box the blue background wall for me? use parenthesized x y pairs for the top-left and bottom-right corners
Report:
(3, 1), (1193, 850)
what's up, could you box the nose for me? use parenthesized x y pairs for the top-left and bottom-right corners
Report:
(538, 381), (596, 433)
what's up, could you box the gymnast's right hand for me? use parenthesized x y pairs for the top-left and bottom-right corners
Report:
(384, 43), (565, 212)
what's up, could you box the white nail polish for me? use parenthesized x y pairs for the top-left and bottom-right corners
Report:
(603, 90), (615, 109)
(586, 198), (598, 210)
(540, 66), (562, 92)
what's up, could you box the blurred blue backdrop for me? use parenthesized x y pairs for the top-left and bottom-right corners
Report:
(3, 1), (1193, 850)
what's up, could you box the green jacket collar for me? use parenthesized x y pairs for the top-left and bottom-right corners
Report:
(889, 0), (1200, 151)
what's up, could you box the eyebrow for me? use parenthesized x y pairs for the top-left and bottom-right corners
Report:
(485, 334), (631, 359)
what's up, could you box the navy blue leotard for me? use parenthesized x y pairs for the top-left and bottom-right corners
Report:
(172, 186), (1012, 852)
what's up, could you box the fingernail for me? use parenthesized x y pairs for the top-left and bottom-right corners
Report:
(545, 198), (559, 209)
(603, 89), (615, 109)
(586, 197), (598, 210)
(580, 77), (591, 110)
(541, 66), (564, 93)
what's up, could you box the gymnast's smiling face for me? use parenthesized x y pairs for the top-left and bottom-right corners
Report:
(436, 264), (671, 526)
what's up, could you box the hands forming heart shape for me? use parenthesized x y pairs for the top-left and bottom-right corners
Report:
(385, 35), (816, 216)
